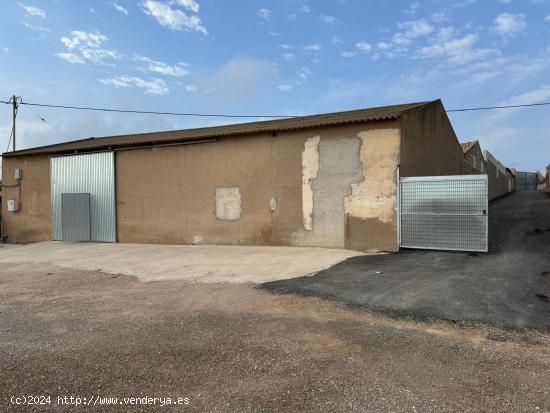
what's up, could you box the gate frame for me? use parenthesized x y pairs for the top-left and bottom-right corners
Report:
(398, 173), (488, 253)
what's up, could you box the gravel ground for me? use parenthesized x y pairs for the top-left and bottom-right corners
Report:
(1, 262), (550, 412)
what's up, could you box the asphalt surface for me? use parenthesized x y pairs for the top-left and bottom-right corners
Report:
(1, 262), (550, 412)
(263, 191), (550, 330)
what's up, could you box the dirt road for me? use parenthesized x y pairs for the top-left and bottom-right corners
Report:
(1, 262), (549, 412)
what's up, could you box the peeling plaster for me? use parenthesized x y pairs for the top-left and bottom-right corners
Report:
(344, 129), (400, 224)
(215, 187), (242, 221)
(293, 137), (363, 248)
(301, 136), (320, 230)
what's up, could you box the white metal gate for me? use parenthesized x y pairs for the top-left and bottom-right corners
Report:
(399, 175), (488, 252)
(51, 152), (116, 242)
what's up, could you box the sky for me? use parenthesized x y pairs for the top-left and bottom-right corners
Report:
(0, 0), (549, 172)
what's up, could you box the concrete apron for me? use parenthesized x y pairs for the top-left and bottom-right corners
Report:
(0, 241), (366, 284)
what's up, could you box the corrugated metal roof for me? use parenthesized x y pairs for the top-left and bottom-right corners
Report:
(3, 100), (433, 157)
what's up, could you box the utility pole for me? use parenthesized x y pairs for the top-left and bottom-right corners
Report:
(11, 94), (18, 152)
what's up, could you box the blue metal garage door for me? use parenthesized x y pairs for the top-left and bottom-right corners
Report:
(399, 175), (488, 252)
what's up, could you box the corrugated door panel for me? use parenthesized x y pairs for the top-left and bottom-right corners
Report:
(61, 193), (91, 242)
(51, 152), (116, 242)
(400, 175), (488, 252)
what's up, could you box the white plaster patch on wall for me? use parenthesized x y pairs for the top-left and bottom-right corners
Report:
(344, 129), (400, 224)
(301, 136), (320, 230)
(215, 187), (242, 221)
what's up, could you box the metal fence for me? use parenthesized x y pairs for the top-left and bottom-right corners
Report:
(516, 171), (538, 191)
(399, 175), (488, 252)
(51, 152), (116, 242)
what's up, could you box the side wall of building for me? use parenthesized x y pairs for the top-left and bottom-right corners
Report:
(484, 151), (512, 200)
(399, 101), (464, 177)
(463, 145), (485, 175)
(116, 120), (401, 252)
(1, 155), (52, 243)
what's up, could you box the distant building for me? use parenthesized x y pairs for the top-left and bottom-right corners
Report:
(506, 168), (517, 192)
(460, 140), (485, 175)
(483, 149), (513, 200)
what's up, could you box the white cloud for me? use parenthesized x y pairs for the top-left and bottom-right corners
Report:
(278, 84), (292, 92)
(304, 42), (321, 51)
(99, 76), (170, 95)
(431, 12), (449, 23)
(211, 57), (278, 103)
(112, 3), (128, 15)
(341, 41), (371, 58)
(61, 31), (107, 49)
(499, 0), (512, 3)
(491, 13), (526, 37)
(545, 14), (550, 21)
(297, 66), (311, 81)
(404, 2), (420, 15)
(356, 41), (372, 52)
(301, 4), (311, 13)
(3, 47), (10, 52)
(278, 44), (293, 50)
(418, 33), (499, 65)
(258, 8), (272, 20)
(453, 0), (476, 7)
(341, 51), (356, 58)
(140, 0), (206, 34)
(134, 55), (188, 76)
(320, 15), (336, 24)
(57, 31), (119, 64)
(184, 84), (198, 92)
(21, 21), (51, 32)
(58, 52), (85, 64)
(19, 3), (46, 17)
(393, 19), (434, 45)
(282, 52), (295, 61)
(500, 84), (550, 106)
(175, 0), (200, 13)
(287, 14), (297, 20)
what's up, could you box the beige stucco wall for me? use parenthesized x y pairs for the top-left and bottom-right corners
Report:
(400, 101), (464, 177)
(116, 120), (401, 252)
(1, 155), (51, 243)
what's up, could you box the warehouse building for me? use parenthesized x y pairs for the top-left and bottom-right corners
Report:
(460, 140), (485, 175)
(1, 100), (464, 252)
(483, 149), (513, 200)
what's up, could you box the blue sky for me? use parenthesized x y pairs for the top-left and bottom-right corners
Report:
(0, 0), (549, 172)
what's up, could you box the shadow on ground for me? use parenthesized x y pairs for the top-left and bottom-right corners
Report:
(263, 191), (550, 330)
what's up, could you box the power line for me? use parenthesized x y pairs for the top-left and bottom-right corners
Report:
(17, 101), (297, 119)
(23, 104), (71, 139)
(5, 125), (13, 153)
(0, 99), (549, 119)
(447, 102), (550, 112)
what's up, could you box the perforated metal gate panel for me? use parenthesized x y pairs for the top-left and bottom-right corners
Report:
(399, 175), (488, 252)
(516, 171), (538, 191)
